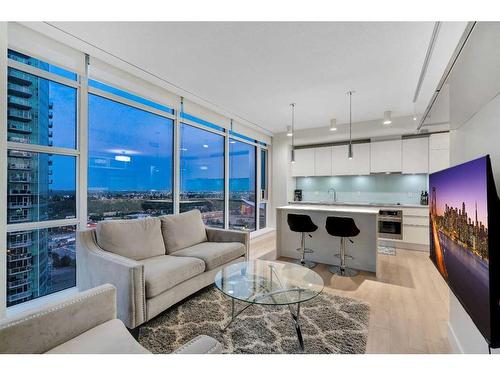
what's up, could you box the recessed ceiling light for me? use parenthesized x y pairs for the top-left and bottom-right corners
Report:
(383, 110), (392, 125)
(203, 144), (208, 148)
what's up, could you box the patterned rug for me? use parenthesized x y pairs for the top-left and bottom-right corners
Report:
(138, 286), (370, 354)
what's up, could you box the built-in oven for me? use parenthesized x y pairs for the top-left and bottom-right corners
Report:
(378, 210), (403, 240)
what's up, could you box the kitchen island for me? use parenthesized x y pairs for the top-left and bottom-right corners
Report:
(276, 204), (379, 274)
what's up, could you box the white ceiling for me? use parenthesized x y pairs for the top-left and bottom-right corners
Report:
(48, 21), (467, 135)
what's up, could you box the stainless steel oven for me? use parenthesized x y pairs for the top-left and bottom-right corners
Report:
(378, 210), (403, 240)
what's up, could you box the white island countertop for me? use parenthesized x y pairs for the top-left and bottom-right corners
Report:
(277, 204), (379, 215)
(276, 204), (379, 273)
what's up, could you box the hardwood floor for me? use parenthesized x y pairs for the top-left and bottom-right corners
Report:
(249, 230), (451, 354)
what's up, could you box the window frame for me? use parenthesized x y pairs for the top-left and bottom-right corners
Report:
(87, 86), (176, 222)
(179, 121), (226, 228)
(2, 46), (273, 314)
(228, 136), (258, 231)
(5, 50), (81, 310)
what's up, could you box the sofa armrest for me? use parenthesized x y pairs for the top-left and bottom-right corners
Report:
(77, 230), (146, 328)
(0, 284), (116, 354)
(173, 335), (223, 354)
(206, 227), (250, 259)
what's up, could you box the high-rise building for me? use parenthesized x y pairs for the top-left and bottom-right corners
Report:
(6, 50), (53, 306)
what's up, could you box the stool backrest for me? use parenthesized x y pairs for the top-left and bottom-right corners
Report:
(325, 216), (360, 237)
(287, 213), (318, 233)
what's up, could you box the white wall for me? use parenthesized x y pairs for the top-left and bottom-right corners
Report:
(446, 22), (500, 354)
(269, 135), (294, 228)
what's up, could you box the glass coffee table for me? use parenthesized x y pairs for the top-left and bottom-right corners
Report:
(214, 260), (324, 351)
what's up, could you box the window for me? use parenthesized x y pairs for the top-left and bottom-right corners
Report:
(180, 123), (224, 228)
(5, 50), (79, 308)
(259, 148), (268, 229)
(6, 226), (76, 307)
(87, 93), (174, 225)
(229, 140), (256, 231)
(7, 151), (76, 224)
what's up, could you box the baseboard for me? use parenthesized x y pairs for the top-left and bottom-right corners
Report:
(447, 321), (464, 354)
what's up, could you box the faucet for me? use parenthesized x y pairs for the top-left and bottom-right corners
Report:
(328, 187), (337, 202)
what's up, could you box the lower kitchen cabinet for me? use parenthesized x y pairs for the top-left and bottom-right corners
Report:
(403, 224), (430, 246)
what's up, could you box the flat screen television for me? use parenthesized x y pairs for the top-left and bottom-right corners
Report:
(429, 155), (500, 347)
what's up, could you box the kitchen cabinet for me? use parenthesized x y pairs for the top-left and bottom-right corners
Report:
(314, 147), (332, 176)
(291, 148), (315, 177)
(370, 139), (402, 173)
(429, 133), (450, 173)
(403, 225), (430, 245)
(332, 143), (370, 175)
(402, 137), (429, 174)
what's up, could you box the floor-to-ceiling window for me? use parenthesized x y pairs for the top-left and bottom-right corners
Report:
(5, 50), (78, 307)
(229, 139), (257, 231)
(259, 148), (268, 229)
(87, 88), (174, 225)
(180, 123), (224, 227)
(2, 41), (271, 312)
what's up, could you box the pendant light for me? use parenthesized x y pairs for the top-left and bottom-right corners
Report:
(286, 126), (293, 137)
(347, 91), (354, 159)
(290, 103), (296, 163)
(329, 118), (337, 131)
(383, 110), (392, 125)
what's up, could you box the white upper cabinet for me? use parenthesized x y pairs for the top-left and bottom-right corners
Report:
(332, 143), (370, 175)
(370, 139), (402, 173)
(291, 148), (315, 177)
(429, 133), (450, 173)
(314, 147), (332, 176)
(402, 137), (429, 174)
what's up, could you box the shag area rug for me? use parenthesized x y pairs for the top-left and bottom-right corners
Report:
(138, 287), (370, 354)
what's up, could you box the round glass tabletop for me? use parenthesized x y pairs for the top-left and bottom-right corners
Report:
(214, 260), (324, 305)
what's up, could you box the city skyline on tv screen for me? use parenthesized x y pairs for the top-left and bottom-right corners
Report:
(429, 156), (491, 341)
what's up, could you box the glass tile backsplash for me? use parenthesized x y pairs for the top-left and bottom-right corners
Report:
(295, 174), (428, 205)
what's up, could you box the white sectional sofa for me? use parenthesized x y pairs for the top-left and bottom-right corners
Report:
(77, 209), (249, 328)
(0, 284), (222, 354)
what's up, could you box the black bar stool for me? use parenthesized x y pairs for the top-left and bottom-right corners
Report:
(325, 216), (360, 277)
(287, 213), (318, 268)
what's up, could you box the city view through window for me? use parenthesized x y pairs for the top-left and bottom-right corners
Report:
(6, 50), (77, 306)
(229, 140), (257, 231)
(87, 93), (174, 225)
(4, 50), (268, 309)
(180, 123), (224, 227)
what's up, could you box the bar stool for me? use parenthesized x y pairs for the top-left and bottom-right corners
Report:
(325, 216), (360, 277)
(287, 213), (318, 268)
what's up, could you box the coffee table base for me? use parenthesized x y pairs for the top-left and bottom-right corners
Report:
(222, 298), (305, 352)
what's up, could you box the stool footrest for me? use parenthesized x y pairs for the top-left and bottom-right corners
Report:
(296, 248), (314, 254)
(334, 253), (354, 260)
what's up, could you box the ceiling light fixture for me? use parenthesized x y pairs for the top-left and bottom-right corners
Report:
(346, 91), (355, 160)
(286, 126), (293, 137)
(383, 110), (392, 126)
(290, 103), (296, 163)
(115, 155), (131, 163)
(329, 118), (337, 131)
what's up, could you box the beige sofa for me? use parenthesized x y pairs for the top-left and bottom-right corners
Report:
(77, 210), (249, 329)
(0, 284), (222, 354)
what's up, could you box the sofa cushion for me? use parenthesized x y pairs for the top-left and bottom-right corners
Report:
(140, 255), (206, 298)
(172, 242), (245, 271)
(46, 319), (150, 354)
(160, 210), (208, 254)
(95, 217), (166, 261)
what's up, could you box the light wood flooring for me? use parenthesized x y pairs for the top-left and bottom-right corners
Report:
(249, 230), (451, 354)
